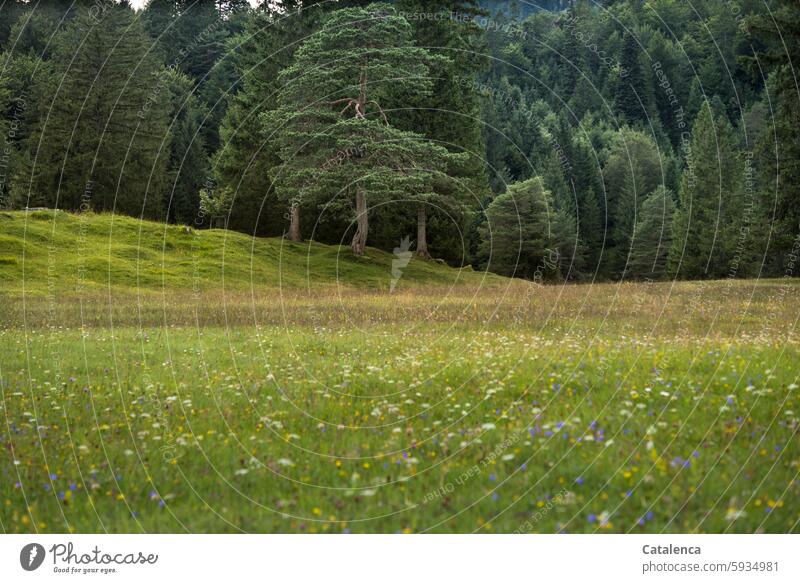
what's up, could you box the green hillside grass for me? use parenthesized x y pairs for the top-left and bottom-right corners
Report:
(0, 210), (499, 296)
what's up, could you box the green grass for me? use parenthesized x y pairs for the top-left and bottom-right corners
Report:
(0, 211), (798, 533)
(0, 210), (497, 296)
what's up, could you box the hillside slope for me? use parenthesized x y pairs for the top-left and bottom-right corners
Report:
(0, 210), (499, 295)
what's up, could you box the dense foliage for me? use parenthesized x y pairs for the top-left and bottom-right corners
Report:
(0, 0), (797, 281)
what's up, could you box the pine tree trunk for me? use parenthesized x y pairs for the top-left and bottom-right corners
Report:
(351, 190), (368, 255)
(288, 204), (301, 242)
(416, 205), (431, 259)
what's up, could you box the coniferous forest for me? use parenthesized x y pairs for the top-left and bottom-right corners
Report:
(1, 0), (798, 282)
(2, 0), (800, 548)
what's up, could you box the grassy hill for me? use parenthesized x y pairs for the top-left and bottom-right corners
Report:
(0, 210), (499, 296)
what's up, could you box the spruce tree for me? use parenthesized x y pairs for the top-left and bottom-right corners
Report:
(614, 30), (649, 125)
(627, 185), (676, 280)
(13, 5), (170, 217)
(0, 55), (12, 207)
(568, 137), (604, 276)
(668, 103), (743, 279)
(749, 0), (800, 273)
(602, 129), (665, 277)
(162, 68), (209, 225)
(479, 177), (566, 280)
(555, 7), (584, 98)
(540, 151), (583, 278)
(143, 0), (247, 152)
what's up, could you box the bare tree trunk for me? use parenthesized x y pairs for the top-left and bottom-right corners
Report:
(288, 204), (301, 242)
(351, 190), (368, 255)
(416, 205), (431, 259)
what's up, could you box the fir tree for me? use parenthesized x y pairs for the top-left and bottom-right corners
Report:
(394, 0), (489, 258)
(568, 137), (604, 275)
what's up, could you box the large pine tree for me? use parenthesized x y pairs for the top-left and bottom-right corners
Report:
(263, 3), (463, 256)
